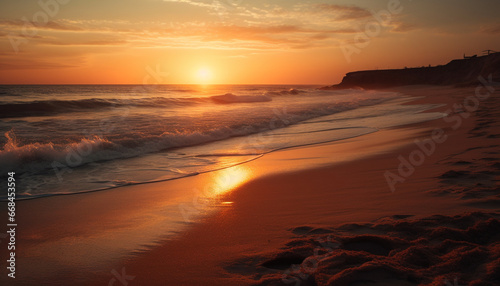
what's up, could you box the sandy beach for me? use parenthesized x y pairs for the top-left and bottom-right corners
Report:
(1, 84), (499, 285)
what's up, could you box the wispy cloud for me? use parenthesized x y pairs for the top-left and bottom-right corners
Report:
(388, 19), (418, 33)
(480, 23), (500, 34)
(0, 58), (82, 70)
(0, 20), (83, 31)
(0, 17), (356, 51)
(162, 0), (226, 10)
(315, 4), (372, 21)
(0, 1), (419, 71)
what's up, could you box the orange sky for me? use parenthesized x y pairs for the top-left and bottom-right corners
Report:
(0, 0), (499, 84)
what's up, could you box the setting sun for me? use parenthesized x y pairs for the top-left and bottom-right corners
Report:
(196, 67), (214, 83)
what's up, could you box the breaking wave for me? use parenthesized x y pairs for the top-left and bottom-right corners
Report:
(210, 93), (272, 103)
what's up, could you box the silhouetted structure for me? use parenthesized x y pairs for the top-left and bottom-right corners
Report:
(321, 52), (500, 89)
(483, 50), (497, 55)
(463, 53), (478, 59)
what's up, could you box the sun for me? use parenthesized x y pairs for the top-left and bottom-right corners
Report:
(196, 67), (213, 83)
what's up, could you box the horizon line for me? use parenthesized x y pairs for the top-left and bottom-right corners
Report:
(0, 83), (331, 86)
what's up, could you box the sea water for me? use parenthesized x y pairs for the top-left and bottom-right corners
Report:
(0, 84), (444, 199)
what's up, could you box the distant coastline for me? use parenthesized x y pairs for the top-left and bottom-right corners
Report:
(322, 52), (500, 90)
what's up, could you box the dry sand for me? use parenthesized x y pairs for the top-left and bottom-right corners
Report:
(1, 85), (499, 285)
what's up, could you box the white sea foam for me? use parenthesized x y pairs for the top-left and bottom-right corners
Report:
(0, 85), (441, 199)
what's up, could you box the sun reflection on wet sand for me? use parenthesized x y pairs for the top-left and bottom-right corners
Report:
(210, 165), (251, 197)
(13, 164), (254, 283)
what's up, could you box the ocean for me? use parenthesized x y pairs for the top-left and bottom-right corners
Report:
(0, 84), (444, 199)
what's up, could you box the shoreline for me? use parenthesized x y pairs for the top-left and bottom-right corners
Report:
(1, 85), (499, 285)
(2, 91), (432, 202)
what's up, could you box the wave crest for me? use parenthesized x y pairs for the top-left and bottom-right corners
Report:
(264, 88), (304, 96)
(0, 130), (114, 173)
(210, 93), (272, 104)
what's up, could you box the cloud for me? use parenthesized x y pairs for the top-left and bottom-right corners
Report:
(0, 20), (83, 31)
(390, 21), (418, 33)
(162, 0), (220, 9)
(141, 22), (350, 49)
(0, 2), (417, 56)
(38, 38), (128, 46)
(480, 23), (500, 34)
(315, 4), (372, 21)
(0, 58), (80, 70)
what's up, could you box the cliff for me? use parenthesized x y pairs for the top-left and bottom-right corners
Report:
(322, 52), (500, 89)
